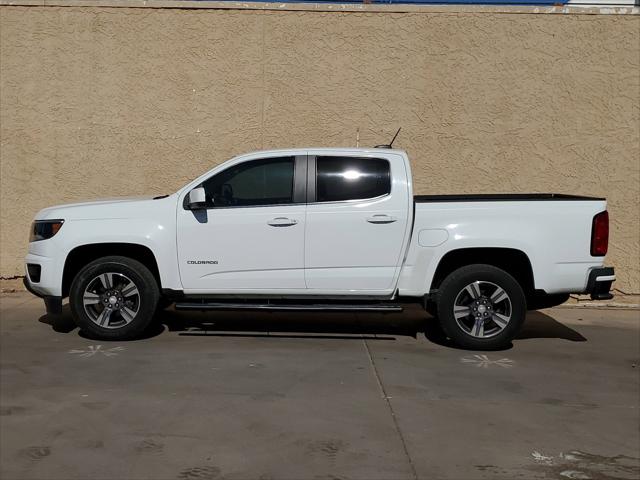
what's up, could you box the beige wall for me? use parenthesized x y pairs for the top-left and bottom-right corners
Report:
(1, 4), (638, 294)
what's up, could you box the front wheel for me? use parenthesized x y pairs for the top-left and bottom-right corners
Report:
(436, 264), (526, 350)
(69, 256), (159, 340)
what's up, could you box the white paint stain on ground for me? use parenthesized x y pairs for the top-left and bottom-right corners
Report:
(528, 449), (640, 479)
(532, 451), (554, 465)
(461, 354), (514, 368)
(561, 452), (582, 461)
(560, 470), (591, 479)
(68, 345), (124, 358)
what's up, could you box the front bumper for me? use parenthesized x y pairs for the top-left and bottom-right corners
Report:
(23, 277), (62, 315)
(585, 267), (615, 301)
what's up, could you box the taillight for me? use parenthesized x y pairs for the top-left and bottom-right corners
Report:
(591, 211), (609, 256)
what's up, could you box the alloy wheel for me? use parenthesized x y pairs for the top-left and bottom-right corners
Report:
(82, 272), (141, 329)
(453, 280), (512, 339)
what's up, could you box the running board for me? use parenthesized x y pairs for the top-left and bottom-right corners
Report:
(174, 302), (403, 313)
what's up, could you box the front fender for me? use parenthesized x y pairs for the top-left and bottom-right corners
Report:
(27, 217), (180, 296)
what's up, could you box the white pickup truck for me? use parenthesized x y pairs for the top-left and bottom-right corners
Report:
(24, 148), (615, 349)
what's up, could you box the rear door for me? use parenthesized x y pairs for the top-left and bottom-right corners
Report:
(304, 152), (410, 293)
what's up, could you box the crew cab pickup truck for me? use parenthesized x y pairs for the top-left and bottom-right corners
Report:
(24, 148), (615, 349)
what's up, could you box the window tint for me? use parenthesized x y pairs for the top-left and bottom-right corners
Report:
(202, 157), (295, 208)
(316, 156), (390, 202)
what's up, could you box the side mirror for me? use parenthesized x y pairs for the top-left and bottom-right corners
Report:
(187, 187), (207, 209)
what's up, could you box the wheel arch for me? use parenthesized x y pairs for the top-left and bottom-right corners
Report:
(62, 243), (161, 297)
(429, 247), (535, 296)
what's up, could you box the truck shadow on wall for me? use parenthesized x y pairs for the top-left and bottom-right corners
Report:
(38, 305), (586, 350)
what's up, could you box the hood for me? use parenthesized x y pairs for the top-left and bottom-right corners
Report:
(35, 195), (172, 221)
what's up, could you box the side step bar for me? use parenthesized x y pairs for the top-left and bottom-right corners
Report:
(174, 302), (403, 313)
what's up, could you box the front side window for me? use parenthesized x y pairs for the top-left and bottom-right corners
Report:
(201, 157), (295, 208)
(316, 156), (391, 202)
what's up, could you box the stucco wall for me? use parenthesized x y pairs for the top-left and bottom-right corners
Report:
(1, 4), (638, 294)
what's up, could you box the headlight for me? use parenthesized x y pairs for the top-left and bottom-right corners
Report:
(30, 220), (64, 242)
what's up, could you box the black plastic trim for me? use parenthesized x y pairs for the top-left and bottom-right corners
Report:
(44, 296), (63, 315)
(161, 288), (185, 300)
(175, 302), (402, 312)
(23, 277), (62, 315)
(293, 155), (308, 204)
(584, 267), (615, 301)
(414, 193), (605, 203)
(306, 155), (317, 203)
(26, 264), (41, 283)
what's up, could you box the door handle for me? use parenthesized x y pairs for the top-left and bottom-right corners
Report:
(267, 217), (298, 227)
(366, 214), (397, 224)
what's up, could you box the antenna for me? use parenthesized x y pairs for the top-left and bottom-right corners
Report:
(375, 127), (401, 149)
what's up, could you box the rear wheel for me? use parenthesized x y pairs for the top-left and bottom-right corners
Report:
(69, 256), (159, 340)
(436, 264), (526, 350)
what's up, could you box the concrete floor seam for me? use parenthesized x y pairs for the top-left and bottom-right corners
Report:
(363, 336), (419, 480)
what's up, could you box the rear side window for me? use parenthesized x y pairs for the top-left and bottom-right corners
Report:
(202, 157), (295, 208)
(316, 157), (390, 202)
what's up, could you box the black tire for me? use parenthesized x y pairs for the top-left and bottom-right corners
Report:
(436, 264), (526, 350)
(69, 256), (159, 340)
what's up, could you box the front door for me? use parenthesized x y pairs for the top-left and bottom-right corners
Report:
(177, 155), (307, 293)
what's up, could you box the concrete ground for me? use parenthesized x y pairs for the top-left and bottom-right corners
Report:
(0, 292), (638, 480)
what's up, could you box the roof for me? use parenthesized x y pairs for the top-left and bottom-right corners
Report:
(235, 147), (407, 157)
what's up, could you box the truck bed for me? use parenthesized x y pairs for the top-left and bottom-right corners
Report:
(414, 193), (604, 203)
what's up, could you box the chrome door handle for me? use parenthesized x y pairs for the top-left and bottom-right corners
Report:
(366, 214), (397, 224)
(267, 217), (298, 227)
